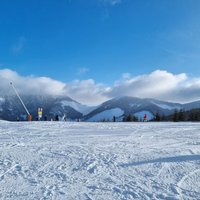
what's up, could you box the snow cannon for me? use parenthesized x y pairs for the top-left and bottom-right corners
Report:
(10, 82), (32, 122)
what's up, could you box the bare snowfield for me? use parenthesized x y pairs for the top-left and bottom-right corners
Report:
(0, 121), (200, 200)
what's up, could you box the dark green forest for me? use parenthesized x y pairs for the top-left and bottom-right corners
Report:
(122, 109), (200, 122)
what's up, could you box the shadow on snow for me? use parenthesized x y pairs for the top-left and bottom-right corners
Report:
(120, 155), (200, 167)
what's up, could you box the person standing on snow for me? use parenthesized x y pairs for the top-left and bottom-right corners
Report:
(144, 113), (148, 122)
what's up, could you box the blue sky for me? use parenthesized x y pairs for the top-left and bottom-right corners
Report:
(1, 0), (200, 83)
(1, 0), (200, 104)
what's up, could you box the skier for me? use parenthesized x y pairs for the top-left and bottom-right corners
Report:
(144, 113), (147, 122)
(55, 115), (59, 121)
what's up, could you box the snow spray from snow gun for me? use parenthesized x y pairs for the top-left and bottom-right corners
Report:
(10, 82), (32, 121)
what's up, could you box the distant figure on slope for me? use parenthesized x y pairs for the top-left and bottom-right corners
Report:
(144, 113), (148, 122)
(55, 115), (59, 121)
(44, 115), (48, 121)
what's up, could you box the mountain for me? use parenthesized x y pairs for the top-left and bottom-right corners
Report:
(1, 95), (200, 121)
(182, 101), (200, 110)
(0, 95), (92, 121)
(83, 96), (196, 121)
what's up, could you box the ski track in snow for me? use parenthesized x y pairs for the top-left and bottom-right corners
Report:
(0, 122), (200, 199)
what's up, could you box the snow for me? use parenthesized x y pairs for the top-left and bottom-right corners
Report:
(129, 103), (141, 108)
(88, 108), (124, 121)
(0, 98), (5, 112)
(0, 98), (4, 102)
(134, 110), (154, 121)
(61, 100), (96, 115)
(152, 101), (181, 110)
(0, 121), (200, 199)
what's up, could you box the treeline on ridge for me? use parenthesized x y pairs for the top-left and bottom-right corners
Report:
(120, 108), (200, 122)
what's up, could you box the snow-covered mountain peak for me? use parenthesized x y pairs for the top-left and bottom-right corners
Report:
(60, 100), (96, 115)
(1, 95), (200, 121)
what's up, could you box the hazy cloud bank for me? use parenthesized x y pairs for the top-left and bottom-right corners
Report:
(1, 69), (200, 105)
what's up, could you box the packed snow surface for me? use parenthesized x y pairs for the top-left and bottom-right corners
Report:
(0, 122), (200, 200)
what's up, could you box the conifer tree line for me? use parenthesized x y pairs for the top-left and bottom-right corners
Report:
(169, 109), (200, 122)
(120, 108), (200, 122)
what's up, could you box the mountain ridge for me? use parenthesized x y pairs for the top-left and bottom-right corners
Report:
(0, 95), (200, 121)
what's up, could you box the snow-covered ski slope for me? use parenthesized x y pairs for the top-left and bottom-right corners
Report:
(0, 121), (200, 200)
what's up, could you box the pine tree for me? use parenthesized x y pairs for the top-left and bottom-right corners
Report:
(154, 113), (161, 121)
(133, 115), (138, 122)
(173, 110), (178, 122)
(178, 109), (185, 121)
(126, 114), (133, 122)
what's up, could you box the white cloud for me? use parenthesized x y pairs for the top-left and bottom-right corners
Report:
(98, 0), (122, 20)
(11, 37), (26, 55)
(1, 68), (200, 105)
(106, 70), (200, 103)
(0, 69), (109, 105)
(77, 67), (89, 76)
(112, 70), (187, 95)
(122, 72), (131, 79)
(0, 69), (66, 96)
(64, 79), (110, 105)
(107, 0), (121, 6)
(99, 0), (122, 6)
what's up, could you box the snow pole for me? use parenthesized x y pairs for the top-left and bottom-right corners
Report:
(10, 82), (32, 121)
